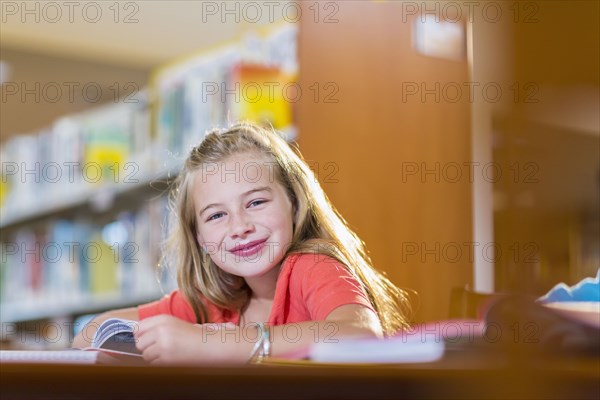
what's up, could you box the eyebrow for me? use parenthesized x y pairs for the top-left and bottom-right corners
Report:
(198, 186), (272, 217)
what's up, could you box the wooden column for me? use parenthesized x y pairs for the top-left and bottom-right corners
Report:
(297, 1), (473, 322)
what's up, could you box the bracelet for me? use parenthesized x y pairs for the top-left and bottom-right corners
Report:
(257, 323), (271, 362)
(247, 323), (264, 363)
(248, 323), (271, 364)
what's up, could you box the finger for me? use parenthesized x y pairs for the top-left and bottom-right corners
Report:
(135, 327), (157, 353)
(136, 315), (171, 337)
(142, 348), (160, 365)
(141, 343), (161, 364)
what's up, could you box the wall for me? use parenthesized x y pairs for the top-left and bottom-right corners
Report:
(0, 49), (150, 142)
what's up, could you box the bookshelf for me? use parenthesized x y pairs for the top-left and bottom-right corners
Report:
(0, 162), (180, 230)
(0, 23), (298, 349)
(1, 292), (165, 325)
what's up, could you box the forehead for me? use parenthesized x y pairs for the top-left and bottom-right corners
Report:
(192, 152), (280, 198)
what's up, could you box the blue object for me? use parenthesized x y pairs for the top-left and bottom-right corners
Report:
(73, 314), (96, 336)
(538, 269), (600, 303)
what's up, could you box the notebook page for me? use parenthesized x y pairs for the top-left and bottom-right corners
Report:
(0, 350), (99, 364)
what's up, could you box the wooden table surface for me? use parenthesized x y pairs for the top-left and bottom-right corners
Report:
(1, 348), (598, 400)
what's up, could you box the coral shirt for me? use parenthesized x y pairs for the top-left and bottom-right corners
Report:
(138, 253), (375, 325)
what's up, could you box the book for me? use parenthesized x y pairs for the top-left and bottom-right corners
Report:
(309, 338), (445, 363)
(305, 319), (490, 364)
(309, 334), (445, 364)
(0, 319), (144, 366)
(0, 350), (99, 364)
(87, 318), (142, 356)
(269, 320), (486, 364)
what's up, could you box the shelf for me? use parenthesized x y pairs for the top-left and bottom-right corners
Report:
(0, 24), (299, 331)
(0, 159), (182, 230)
(0, 290), (165, 324)
(0, 158), (180, 325)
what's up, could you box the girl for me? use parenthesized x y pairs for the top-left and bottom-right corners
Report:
(73, 122), (412, 364)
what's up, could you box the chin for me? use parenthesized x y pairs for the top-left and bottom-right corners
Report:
(220, 255), (283, 278)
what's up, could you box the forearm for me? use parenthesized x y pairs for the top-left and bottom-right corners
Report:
(267, 305), (383, 359)
(134, 306), (383, 364)
(72, 307), (139, 348)
(208, 320), (379, 361)
(268, 319), (379, 359)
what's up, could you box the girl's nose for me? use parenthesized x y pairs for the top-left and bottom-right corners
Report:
(229, 213), (255, 238)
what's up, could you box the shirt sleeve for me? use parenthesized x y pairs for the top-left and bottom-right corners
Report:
(297, 254), (376, 321)
(138, 290), (197, 323)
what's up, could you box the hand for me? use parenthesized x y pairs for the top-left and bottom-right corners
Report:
(135, 315), (255, 365)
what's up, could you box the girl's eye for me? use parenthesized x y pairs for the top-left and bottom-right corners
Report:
(248, 199), (267, 208)
(207, 212), (225, 222)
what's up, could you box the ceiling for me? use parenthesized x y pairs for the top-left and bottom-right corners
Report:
(1, 0), (291, 69)
(0, 1), (293, 139)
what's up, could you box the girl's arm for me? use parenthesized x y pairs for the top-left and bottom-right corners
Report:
(270, 304), (383, 358)
(134, 304), (382, 364)
(71, 307), (139, 349)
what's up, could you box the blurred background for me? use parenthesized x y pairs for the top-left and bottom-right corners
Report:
(0, 0), (598, 349)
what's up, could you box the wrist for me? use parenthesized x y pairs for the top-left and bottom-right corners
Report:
(247, 322), (271, 364)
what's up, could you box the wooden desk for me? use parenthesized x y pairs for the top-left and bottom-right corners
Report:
(1, 351), (598, 399)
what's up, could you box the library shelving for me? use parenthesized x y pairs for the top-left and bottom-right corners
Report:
(0, 23), (298, 349)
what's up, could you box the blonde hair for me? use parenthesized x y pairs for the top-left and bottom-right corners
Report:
(164, 122), (411, 335)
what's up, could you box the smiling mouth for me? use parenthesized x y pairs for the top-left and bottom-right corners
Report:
(228, 238), (268, 257)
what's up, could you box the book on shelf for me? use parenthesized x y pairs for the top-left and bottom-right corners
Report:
(0, 94), (151, 219)
(0, 25), (298, 354)
(0, 196), (174, 325)
(1, 24), (297, 220)
(153, 23), (299, 159)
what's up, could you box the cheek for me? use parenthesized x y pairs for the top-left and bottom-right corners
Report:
(196, 226), (213, 246)
(197, 226), (226, 249)
(272, 209), (294, 237)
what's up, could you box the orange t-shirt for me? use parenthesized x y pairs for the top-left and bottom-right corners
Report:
(138, 253), (375, 325)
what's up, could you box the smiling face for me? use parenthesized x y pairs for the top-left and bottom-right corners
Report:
(193, 152), (295, 279)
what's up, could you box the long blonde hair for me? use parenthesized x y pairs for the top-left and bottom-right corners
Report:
(164, 122), (412, 335)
